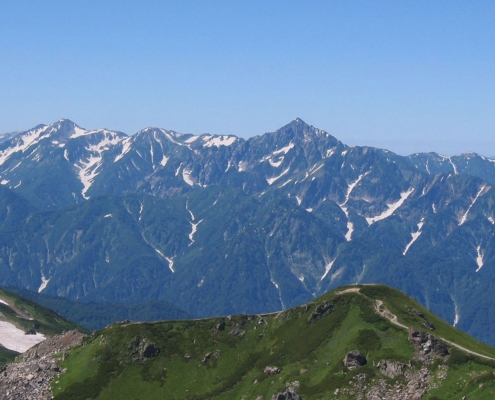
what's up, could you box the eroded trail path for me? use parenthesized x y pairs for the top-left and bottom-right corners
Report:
(338, 287), (495, 361)
(374, 300), (408, 329)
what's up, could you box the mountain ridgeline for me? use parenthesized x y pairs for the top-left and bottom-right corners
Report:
(49, 285), (495, 399)
(1, 118), (495, 345)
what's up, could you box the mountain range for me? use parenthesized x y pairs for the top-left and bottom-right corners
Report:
(1, 118), (495, 345)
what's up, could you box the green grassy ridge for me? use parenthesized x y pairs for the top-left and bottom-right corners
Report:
(52, 284), (495, 399)
(358, 285), (495, 359)
(0, 287), (83, 365)
(0, 287), (84, 336)
(7, 287), (193, 330)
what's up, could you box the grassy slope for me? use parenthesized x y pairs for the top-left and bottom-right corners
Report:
(52, 285), (495, 399)
(0, 287), (84, 365)
(0, 287), (83, 336)
(8, 287), (193, 330)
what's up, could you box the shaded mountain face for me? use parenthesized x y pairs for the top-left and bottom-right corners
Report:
(1, 118), (495, 344)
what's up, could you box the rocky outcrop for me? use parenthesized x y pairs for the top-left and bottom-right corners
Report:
(201, 350), (221, 363)
(344, 350), (367, 369)
(307, 301), (333, 324)
(376, 359), (408, 378)
(408, 328), (449, 357)
(0, 330), (86, 400)
(128, 336), (160, 361)
(271, 390), (305, 400)
(264, 366), (281, 375)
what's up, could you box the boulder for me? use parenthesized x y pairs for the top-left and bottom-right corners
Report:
(343, 350), (367, 369)
(264, 366), (281, 375)
(202, 352), (212, 363)
(271, 390), (305, 400)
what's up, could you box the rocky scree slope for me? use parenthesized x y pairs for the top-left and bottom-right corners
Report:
(0, 287), (82, 366)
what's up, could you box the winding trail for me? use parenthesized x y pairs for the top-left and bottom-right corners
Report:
(338, 287), (495, 361)
(374, 300), (408, 329)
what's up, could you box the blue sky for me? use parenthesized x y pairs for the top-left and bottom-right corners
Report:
(1, 1), (494, 155)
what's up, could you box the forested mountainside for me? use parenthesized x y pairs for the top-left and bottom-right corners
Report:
(1, 118), (495, 345)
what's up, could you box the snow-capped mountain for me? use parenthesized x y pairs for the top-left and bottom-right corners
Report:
(1, 118), (495, 345)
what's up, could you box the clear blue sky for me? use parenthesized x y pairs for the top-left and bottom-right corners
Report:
(1, 1), (494, 156)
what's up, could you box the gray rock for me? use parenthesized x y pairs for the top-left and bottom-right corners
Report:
(264, 366), (281, 375)
(271, 390), (305, 400)
(376, 359), (408, 378)
(216, 320), (226, 331)
(408, 328), (449, 357)
(307, 301), (333, 324)
(128, 336), (160, 360)
(344, 350), (367, 369)
(202, 352), (212, 363)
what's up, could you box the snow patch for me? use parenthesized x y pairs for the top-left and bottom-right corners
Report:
(273, 142), (295, 156)
(186, 201), (195, 221)
(268, 158), (283, 168)
(68, 126), (89, 138)
(448, 157), (458, 175)
(366, 188), (414, 225)
(159, 129), (191, 149)
(271, 278), (285, 310)
(0, 125), (49, 166)
(403, 218), (425, 255)
(182, 168), (194, 186)
(339, 172), (370, 240)
(189, 219), (203, 244)
(114, 137), (133, 162)
(165, 256), (175, 273)
(452, 298), (460, 327)
(320, 259), (335, 281)
(266, 167), (290, 185)
(476, 245), (484, 272)
(310, 163), (324, 176)
(277, 179), (293, 189)
(0, 321), (45, 353)
(203, 135), (237, 147)
(76, 133), (123, 198)
(238, 161), (248, 172)
(459, 184), (489, 225)
(184, 135), (200, 143)
(38, 275), (50, 293)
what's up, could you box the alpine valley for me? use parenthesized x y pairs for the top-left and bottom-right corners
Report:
(1, 118), (495, 348)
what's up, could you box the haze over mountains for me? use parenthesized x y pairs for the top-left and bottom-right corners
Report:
(1, 118), (495, 345)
